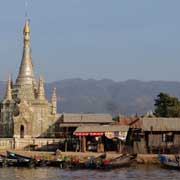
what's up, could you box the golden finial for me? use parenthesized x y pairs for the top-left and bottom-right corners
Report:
(24, 0), (30, 33)
(24, 19), (30, 33)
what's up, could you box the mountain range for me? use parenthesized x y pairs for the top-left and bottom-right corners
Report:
(1, 79), (180, 116)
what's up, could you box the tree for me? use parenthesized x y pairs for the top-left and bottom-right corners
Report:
(154, 92), (180, 117)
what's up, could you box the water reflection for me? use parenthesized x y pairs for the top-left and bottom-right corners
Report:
(0, 166), (179, 180)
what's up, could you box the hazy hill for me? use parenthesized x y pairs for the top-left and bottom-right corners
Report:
(1, 79), (180, 115)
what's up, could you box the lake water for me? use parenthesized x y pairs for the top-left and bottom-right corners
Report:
(0, 165), (179, 180)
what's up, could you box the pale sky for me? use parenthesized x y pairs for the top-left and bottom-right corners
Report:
(0, 0), (180, 82)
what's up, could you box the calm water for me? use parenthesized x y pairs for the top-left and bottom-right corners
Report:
(0, 166), (179, 180)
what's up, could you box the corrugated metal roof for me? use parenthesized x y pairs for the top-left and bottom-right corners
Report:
(74, 125), (129, 133)
(140, 118), (180, 131)
(60, 123), (81, 127)
(62, 113), (113, 123)
(60, 123), (98, 127)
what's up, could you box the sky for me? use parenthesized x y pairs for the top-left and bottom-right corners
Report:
(0, 0), (180, 82)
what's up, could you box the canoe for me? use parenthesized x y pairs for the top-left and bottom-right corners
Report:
(85, 153), (107, 169)
(0, 156), (6, 167)
(158, 154), (180, 170)
(69, 153), (106, 169)
(69, 153), (137, 170)
(6, 151), (36, 167)
(45, 159), (65, 168)
(100, 154), (137, 169)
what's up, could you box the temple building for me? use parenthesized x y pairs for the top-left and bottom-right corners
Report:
(0, 19), (114, 151)
(0, 19), (60, 149)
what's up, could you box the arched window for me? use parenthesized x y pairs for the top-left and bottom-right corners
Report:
(20, 125), (25, 138)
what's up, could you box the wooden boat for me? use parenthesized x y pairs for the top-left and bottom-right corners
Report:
(45, 159), (65, 168)
(0, 156), (6, 167)
(85, 153), (106, 169)
(158, 154), (180, 170)
(0, 154), (22, 167)
(6, 151), (36, 167)
(69, 153), (106, 169)
(100, 154), (137, 169)
(6, 151), (67, 168)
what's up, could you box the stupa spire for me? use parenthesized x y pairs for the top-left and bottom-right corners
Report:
(5, 75), (12, 101)
(37, 75), (46, 100)
(51, 87), (57, 115)
(16, 19), (35, 86)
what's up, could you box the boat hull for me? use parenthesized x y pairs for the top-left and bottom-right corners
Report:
(158, 154), (180, 170)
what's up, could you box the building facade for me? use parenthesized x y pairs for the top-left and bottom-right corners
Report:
(129, 117), (180, 154)
(59, 113), (113, 137)
(0, 20), (60, 149)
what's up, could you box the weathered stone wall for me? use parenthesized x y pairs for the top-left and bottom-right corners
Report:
(32, 104), (51, 137)
(0, 138), (14, 150)
(0, 102), (14, 137)
(33, 138), (61, 151)
(0, 138), (61, 150)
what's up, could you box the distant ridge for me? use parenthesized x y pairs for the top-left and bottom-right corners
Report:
(1, 79), (180, 115)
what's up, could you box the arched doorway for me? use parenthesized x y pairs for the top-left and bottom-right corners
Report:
(20, 125), (25, 138)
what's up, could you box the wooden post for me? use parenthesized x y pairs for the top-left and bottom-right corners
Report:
(150, 126), (153, 154)
(66, 127), (68, 137)
(13, 138), (16, 150)
(76, 139), (80, 152)
(119, 141), (122, 153)
(65, 139), (68, 152)
(79, 136), (82, 152)
(97, 139), (100, 152)
(100, 143), (104, 153)
(117, 139), (121, 153)
(82, 136), (86, 152)
(98, 137), (104, 153)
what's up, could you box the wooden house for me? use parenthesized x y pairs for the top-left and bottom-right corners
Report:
(74, 125), (130, 153)
(57, 113), (113, 151)
(131, 118), (180, 154)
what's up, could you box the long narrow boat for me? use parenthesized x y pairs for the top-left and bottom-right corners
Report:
(69, 153), (136, 170)
(0, 155), (6, 167)
(6, 151), (36, 167)
(6, 151), (65, 168)
(157, 154), (180, 170)
(69, 153), (106, 169)
(45, 159), (66, 168)
(85, 153), (107, 169)
(0, 153), (23, 167)
(100, 154), (137, 169)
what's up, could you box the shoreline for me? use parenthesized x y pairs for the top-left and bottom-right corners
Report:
(0, 150), (177, 164)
